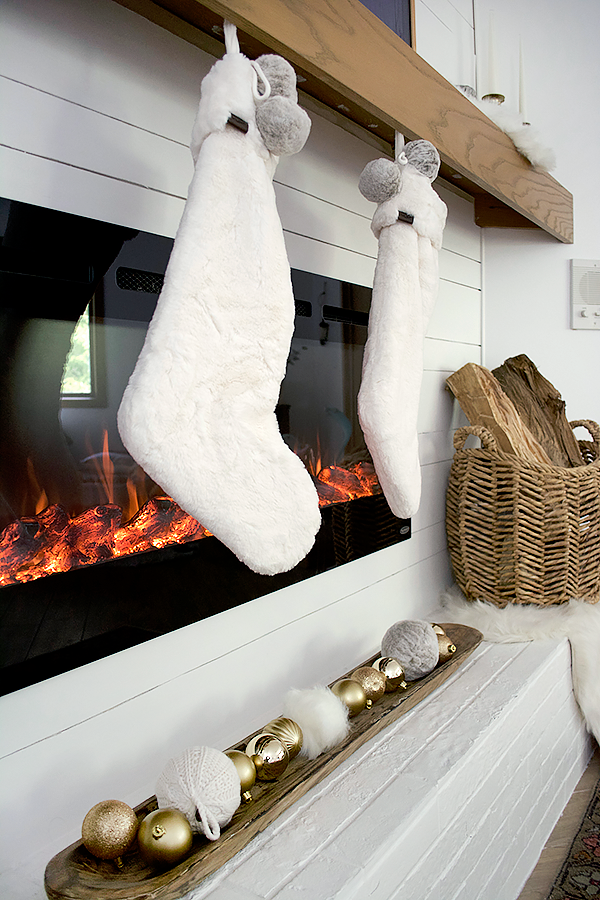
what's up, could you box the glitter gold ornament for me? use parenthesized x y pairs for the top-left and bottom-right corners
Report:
(331, 679), (367, 716)
(372, 656), (408, 691)
(81, 799), (139, 866)
(226, 749), (257, 802)
(137, 808), (193, 867)
(245, 734), (289, 781)
(350, 666), (386, 704)
(263, 717), (303, 760)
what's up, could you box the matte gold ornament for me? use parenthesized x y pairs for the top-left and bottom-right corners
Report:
(351, 667), (386, 704)
(331, 678), (368, 716)
(436, 632), (457, 663)
(245, 734), (289, 781)
(372, 656), (408, 691)
(137, 808), (193, 867)
(81, 799), (139, 867)
(264, 717), (304, 760)
(226, 750), (256, 802)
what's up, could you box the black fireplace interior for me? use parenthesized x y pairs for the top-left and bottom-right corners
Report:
(0, 197), (410, 694)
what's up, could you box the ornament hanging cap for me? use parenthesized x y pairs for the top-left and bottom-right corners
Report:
(156, 746), (241, 841)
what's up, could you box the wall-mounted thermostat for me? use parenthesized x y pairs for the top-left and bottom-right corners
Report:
(571, 259), (600, 329)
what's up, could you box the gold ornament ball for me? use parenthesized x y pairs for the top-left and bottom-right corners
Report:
(437, 633), (457, 663)
(331, 679), (368, 717)
(372, 656), (408, 691)
(351, 667), (387, 704)
(81, 799), (139, 862)
(264, 717), (304, 760)
(137, 808), (193, 867)
(431, 623), (446, 635)
(226, 749), (257, 801)
(245, 734), (289, 781)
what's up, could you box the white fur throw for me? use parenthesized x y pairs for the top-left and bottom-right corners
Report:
(440, 584), (600, 744)
(117, 23), (321, 575)
(457, 87), (556, 172)
(358, 155), (447, 518)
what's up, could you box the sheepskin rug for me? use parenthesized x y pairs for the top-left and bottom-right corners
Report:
(440, 584), (600, 744)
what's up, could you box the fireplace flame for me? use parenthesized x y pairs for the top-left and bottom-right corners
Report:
(1, 437), (381, 586)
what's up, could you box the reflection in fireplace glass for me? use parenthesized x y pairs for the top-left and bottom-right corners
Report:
(0, 197), (410, 693)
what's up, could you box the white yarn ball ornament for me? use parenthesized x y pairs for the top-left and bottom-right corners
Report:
(381, 619), (440, 680)
(156, 746), (241, 841)
(282, 685), (350, 759)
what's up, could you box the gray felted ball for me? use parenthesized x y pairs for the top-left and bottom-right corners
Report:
(255, 54), (298, 101)
(404, 140), (441, 181)
(358, 158), (402, 203)
(256, 96), (311, 155)
(381, 619), (439, 680)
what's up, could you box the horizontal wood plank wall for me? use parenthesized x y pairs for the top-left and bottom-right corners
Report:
(0, 1), (479, 896)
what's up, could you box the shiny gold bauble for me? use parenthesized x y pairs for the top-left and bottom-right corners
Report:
(331, 679), (368, 716)
(81, 799), (139, 862)
(226, 749), (257, 801)
(351, 667), (387, 704)
(436, 632), (457, 663)
(431, 623), (446, 635)
(372, 656), (408, 691)
(245, 734), (289, 781)
(137, 808), (193, 867)
(263, 717), (303, 760)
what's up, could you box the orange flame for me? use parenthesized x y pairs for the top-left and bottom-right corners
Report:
(0, 434), (381, 586)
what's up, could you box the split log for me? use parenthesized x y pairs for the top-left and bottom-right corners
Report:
(446, 363), (552, 465)
(492, 355), (584, 467)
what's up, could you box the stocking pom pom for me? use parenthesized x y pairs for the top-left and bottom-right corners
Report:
(381, 619), (439, 680)
(156, 746), (241, 841)
(282, 686), (350, 759)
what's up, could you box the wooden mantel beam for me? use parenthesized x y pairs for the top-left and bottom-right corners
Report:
(114, 0), (573, 243)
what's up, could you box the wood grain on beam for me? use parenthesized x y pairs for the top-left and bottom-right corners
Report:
(114, 0), (573, 243)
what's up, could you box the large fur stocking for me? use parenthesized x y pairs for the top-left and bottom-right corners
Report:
(357, 142), (447, 519)
(440, 584), (600, 745)
(117, 24), (320, 575)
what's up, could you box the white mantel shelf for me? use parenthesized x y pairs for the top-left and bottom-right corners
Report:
(186, 635), (592, 900)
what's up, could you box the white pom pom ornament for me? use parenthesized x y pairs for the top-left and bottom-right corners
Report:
(283, 686), (350, 759)
(156, 746), (241, 841)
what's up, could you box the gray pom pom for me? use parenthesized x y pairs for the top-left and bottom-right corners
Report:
(358, 158), (402, 203)
(255, 54), (298, 100)
(404, 140), (441, 181)
(381, 619), (439, 680)
(256, 96), (311, 155)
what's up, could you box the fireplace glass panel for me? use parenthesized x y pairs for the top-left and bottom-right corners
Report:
(0, 197), (410, 694)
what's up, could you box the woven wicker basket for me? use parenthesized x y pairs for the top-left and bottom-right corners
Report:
(446, 419), (600, 607)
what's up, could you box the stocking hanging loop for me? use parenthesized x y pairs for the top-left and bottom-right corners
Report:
(251, 61), (271, 101)
(223, 20), (240, 54)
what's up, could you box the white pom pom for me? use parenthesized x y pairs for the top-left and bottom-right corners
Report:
(282, 686), (350, 759)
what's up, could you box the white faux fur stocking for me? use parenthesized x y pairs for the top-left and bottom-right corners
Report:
(440, 584), (600, 744)
(358, 149), (447, 518)
(117, 24), (320, 575)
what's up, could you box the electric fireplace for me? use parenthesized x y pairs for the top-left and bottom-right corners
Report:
(0, 197), (410, 694)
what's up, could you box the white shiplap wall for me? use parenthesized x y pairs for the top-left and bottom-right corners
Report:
(0, 2), (481, 896)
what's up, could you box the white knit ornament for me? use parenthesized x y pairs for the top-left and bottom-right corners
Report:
(155, 746), (241, 841)
(381, 619), (439, 680)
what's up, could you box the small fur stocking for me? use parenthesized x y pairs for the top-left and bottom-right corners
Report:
(117, 24), (320, 575)
(357, 142), (447, 518)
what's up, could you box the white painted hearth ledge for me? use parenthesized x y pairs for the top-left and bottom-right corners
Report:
(184, 633), (593, 900)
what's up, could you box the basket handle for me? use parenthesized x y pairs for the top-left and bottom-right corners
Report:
(570, 419), (600, 456)
(453, 425), (499, 452)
